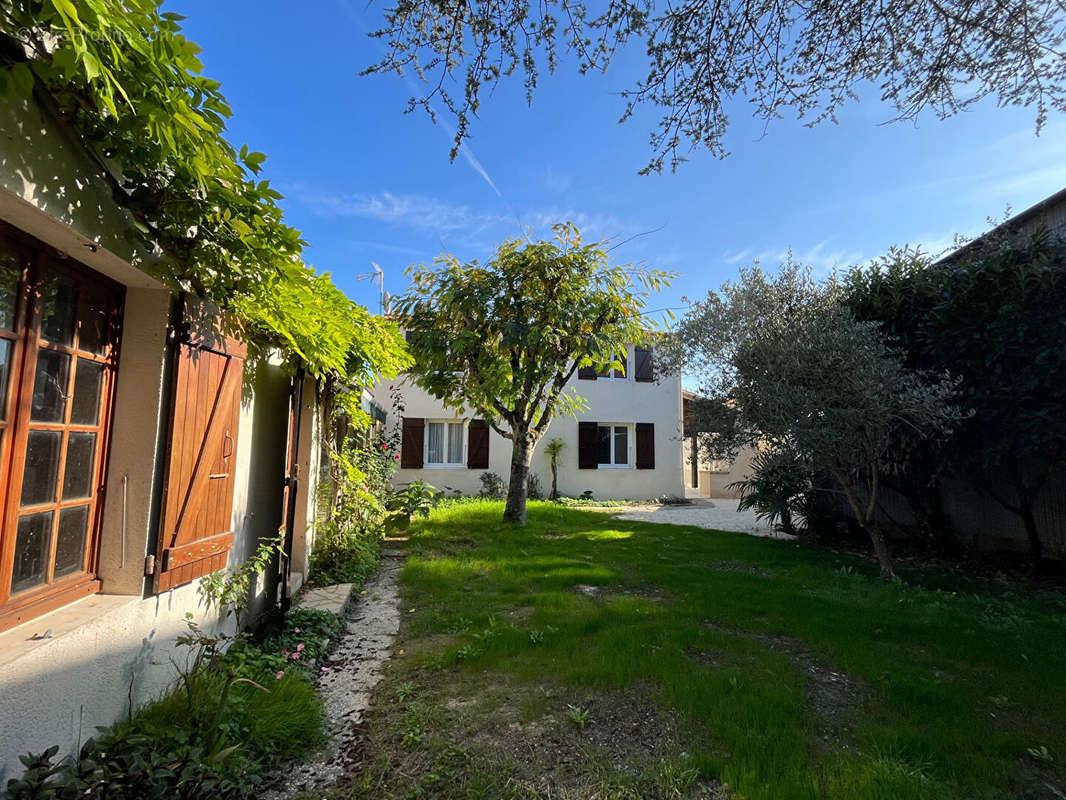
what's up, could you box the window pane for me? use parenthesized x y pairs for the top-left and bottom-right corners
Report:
(39, 272), (78, 345)
(0, 338), (10, 421)
(614, 426), (629, 465)
(447, 423), (463, 464)
(597, 425), (611, 464)
(31, 349), (71, 422)
(54, 505), (90, 579)
(21, 430), (61, 506)
(11, 511), (53, 594)
(63, 432), (97, 499)
(71, 359), (103, 425)
(427, 422), (443, 463)
(78, 285), (110, 354)
(0, 249), (19, 331)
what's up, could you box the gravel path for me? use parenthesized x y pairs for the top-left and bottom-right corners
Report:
(265, 551), (405, 798)
(613, 498), (796, 539)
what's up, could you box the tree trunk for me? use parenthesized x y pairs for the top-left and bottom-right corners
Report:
(550, 460), (559, 501)
(778, 506), (796, 537)
(1020, 503), (1043, 562)
(865, 523), (897, 581)
(503, 429), (536, 524)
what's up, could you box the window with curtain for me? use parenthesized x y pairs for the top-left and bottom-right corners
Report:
(426, 420), (465, 466)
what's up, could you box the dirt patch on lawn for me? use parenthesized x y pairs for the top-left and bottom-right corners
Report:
(574, 583), (672, 603)
(703, 620), (872, 745)
(345, 672), (730, 799)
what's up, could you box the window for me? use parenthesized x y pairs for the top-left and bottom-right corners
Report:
(426, 420), (465, 466)
(596, 424), (630, 468)
(0, 228), (123, 631)
(597, 351), (628, 380)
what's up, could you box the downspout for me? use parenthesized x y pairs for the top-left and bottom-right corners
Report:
(279, 368), (305, 613)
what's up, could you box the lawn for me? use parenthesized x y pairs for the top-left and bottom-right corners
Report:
(332, 501), (1066, 800)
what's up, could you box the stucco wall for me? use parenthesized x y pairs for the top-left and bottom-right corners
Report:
(0, 92), (294, 779)
(370, 351), (685, 500)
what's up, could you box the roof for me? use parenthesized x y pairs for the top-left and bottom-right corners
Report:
(938, 186), (1066, 265)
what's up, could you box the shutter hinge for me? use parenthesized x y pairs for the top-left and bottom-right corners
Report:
(144, 554), (156, 576)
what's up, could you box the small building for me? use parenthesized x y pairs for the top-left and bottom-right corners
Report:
(0, 91), (330, 777)
(681, 390), (755, 499)
(371, 345), (686, 500)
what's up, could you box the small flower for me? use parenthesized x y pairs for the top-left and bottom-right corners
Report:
(281, 649), (290, 657)
(294, 628), (301, 634)
(296, 643), (305, 652)
(275, 671), (285, 680)
(292, 651), (301, 660)
(321, 666), (331, 673)
(394, 454), (401, 460)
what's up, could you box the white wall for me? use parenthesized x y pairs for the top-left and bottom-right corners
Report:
(371, 348), (685, 500)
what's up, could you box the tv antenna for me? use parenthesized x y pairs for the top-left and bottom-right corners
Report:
(353, 262), (387, 315)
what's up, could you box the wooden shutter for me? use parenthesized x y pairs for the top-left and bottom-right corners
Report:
(401, 417), (424, 468)
(635, 423), (655, 469)
(577, 364), (597, 380)
(578, 421), (599, 469)
(634, 347), (655, 382)
(467, 419), (489, 468)
(155, 336), (245, 592)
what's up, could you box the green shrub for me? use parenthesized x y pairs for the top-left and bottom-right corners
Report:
(478, 471), (506, 498)
(307, 517), (380, 587)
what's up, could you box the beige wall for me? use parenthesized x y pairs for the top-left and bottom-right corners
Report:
(0, 93), (296, 779)
(371, 348), (685, 500)
(682, 437), (756, 499)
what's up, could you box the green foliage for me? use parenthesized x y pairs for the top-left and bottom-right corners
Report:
(384, 480), (438, 532)
(396, 223), (672, 523)
(198, 534), (284, 623)
(843, 236), (1066, 559)
(0, 2), (409, 401)
(665, 263), (962, 578)
(728, 446), (811, 535)
(545, 436), (565, 500)
(526, 472), (544, 500)
(363, 0), (1065, 173)
(4, 621), (326, 799)
(478, 471), (506, 499)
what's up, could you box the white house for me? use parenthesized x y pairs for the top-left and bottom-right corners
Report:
(370, 345), (686, 500)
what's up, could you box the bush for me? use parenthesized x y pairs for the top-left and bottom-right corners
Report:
(478, 471), (506, 499)
(307, 517), (380, 588)
(526, 472), (544, 500)
(727, 447), (810, 535)
(3, 627), (327, 800)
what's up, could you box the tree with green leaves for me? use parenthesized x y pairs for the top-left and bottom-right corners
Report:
(665, 264), (960, 579)
(544, 437), (565, 500)
(0, 1), (409, 413)
(844, 235), (1066, 562)
(395, 224), (671, 524)
(364, 0), (1066, 173)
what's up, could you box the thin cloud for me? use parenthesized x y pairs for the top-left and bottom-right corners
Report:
(304, 191), (507, 236)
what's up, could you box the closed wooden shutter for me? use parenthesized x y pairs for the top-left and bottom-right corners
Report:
(635, 423), (655, 469)
(401, 417), (424, 468)
(577, 364), (597, 380)
(578, 421), (599, 469)
(634, 347), (655, 382)
(467, 419), (489, 468)
(155, 336), (245, 592)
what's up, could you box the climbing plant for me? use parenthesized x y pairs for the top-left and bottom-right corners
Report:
(0, 0), (409, 407)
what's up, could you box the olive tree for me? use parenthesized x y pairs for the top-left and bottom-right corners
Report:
(364, 0), (1066, 173)
(665, 264), (960, 579)
(394, 224), (671, 524)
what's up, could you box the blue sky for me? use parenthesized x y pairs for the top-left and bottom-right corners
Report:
(173, 0), (1066, 318)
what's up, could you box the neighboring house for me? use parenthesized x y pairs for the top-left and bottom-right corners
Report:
(0, 94), (327, 776)
(371, 345), (685, 499)
(681, 390), (755, 499)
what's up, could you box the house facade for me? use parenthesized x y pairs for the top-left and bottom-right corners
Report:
(371, 345), (685, 500)
(0, 94), (327, 777)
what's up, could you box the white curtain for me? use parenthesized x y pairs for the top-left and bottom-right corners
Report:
(447, 422), (463, 464)
(427, 422), (443, 463)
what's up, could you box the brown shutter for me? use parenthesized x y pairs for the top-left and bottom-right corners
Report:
(577, 364), (598, 380)
(401, 417), (424, 468)
(155, 337), (245, 592)
(634, 347), (655, 382)
(636, 423), (655, 469)
(578, 421), (599, 469)
(467, 419), (489, 468)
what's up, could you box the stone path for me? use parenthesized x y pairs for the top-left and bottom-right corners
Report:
(613, 498), (797, 540)
(265, 550), (405, 798)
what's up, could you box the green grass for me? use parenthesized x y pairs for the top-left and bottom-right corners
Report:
(340, 500), (1066, 800)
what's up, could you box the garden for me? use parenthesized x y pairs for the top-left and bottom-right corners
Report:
(330, 500), (1066, 800)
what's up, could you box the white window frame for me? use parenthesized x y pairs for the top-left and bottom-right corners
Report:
(424, 419), (467, 468)
(598, 349), (629, 382)
(596, 422), (633, 469)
